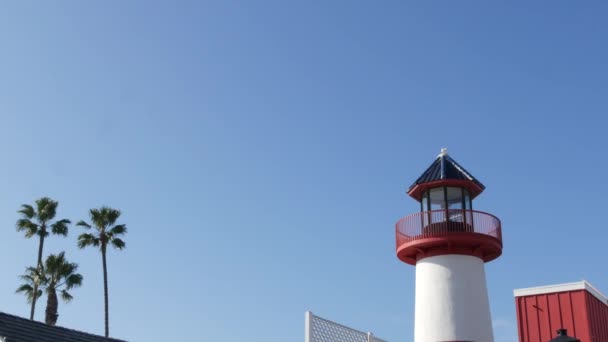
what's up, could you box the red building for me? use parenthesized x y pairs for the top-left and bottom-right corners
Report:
(514, 281), (608, 342)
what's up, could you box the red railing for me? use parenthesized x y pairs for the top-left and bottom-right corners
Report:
(396, 209), (502, 246)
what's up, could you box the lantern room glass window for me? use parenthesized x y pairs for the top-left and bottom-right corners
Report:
(420, 187), (472, 212)
(447, 187), (463, 209)
(429, 188), (445, 210)
(421, 191), (429, 212)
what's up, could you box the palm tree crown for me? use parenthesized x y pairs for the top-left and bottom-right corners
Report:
(17, 197), (70, 238)
(77, 206), (126, 337)
(77, 207), (126, 251)
(15, 267), (43, 304)
(16, 252), (83, 325)
(16, 197), (70, 320)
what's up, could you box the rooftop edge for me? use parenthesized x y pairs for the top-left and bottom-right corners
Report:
(513, 280), (608, 305)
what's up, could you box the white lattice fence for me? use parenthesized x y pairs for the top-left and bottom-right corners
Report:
(305, 311), (386, 342)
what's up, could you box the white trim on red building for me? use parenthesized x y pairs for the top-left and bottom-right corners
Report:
(513, 280), (608, 305)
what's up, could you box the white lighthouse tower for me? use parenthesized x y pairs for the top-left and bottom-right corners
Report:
(395, 149), (503, 342)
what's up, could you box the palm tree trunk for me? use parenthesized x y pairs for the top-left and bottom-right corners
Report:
(102, 247), (109, 337)
(45, 288), (58, 326)
(30, 234), (45, 320)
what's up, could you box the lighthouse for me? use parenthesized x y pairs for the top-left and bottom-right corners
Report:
(396, 149), (503, 342)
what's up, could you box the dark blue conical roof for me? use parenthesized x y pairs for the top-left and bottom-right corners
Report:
(407, 149), (485, 200)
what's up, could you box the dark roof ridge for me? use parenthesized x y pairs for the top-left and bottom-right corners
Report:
(442, 154), (475, 181)
(0, 311), (126, 342)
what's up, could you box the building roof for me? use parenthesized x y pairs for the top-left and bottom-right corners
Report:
(0, 312), (126, 342)
(408, 149), (485, 192)
(513, 280), (608, 305)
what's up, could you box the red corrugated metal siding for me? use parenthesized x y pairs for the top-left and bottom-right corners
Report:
(585, 291), (608, 341)
(515, 290), (591, 342)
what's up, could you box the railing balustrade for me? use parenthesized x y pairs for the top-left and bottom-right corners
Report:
(396, 209), (502, 247)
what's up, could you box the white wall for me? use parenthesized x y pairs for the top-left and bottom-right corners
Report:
(414, 254), (494, 342)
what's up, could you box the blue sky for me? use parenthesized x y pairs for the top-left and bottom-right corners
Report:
(0, 2), (607, 342)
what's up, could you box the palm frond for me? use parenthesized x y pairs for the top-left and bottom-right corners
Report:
(16, 266), (47, 303)
(19, 266), (46, 284)
(77, 233), (100, 249)
(60, 289), (73, 302)
(18, 204), (35, 219)
(25, 266), (38, 272)
(45, 252), (67, 273)
(19, 272), (39, 284)
(65, 273), (83, 289)
(89, 208), (104, 230)
(60, 262), (78, 277)
(90, 207), (121, 229)
(16, 218), (39, 238)
(108, 224), (127, 236)
(15, 284), (39, 303)
(104, 207), (121, 226)
(36, 197), (58, 222)
(18, 273), (34, 282)
(110, 238), (126, 250)
(76, 220), (92, 229)
(15, 284), (34, 294)
(51, 219), (70, 236)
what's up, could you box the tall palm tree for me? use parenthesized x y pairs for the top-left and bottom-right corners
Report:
(16, 252), (83, 326)
(16, 197), (71, 320)
(77, 207), (126, 338)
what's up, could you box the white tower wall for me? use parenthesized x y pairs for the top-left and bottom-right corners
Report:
(414, 254), (494, 342)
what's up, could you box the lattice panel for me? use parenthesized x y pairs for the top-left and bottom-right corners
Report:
(308, 313), (387, 342)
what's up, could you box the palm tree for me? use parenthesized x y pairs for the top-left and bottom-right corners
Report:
(16, 197), (71, 320)
(16, 252), (83, 326)
(77, 207), (126, 338)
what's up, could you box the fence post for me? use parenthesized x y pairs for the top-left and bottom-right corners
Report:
(305, 311), (313, 342)
(367, 332), (373, 342)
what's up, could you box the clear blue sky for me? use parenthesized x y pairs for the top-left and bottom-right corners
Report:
(0, 2), (607, 342)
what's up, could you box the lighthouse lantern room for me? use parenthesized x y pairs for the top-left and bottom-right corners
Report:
(396, 149), (503, 342)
